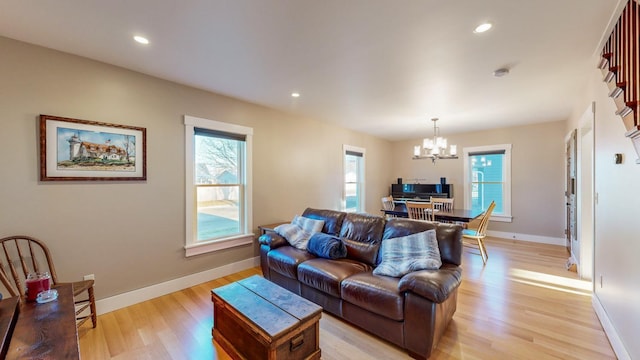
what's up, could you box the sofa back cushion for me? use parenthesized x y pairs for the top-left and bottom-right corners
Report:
(302, 208), (346, 236)
(339, 212), (386, 266)
(381, 218), (463, 266)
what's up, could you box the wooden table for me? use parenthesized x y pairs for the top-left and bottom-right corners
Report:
(6, 284), (80, 359)
(212, 275), (322, 360)
(383, 204), (483, 223)
(0, 297), (20, 358)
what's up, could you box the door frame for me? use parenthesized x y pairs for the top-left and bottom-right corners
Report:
(565, 103), (595, 281)
(564, 130), (577, 254)
(576, 102), (595, 281)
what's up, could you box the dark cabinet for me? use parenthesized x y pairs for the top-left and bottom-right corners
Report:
(391, 183), (453, 200)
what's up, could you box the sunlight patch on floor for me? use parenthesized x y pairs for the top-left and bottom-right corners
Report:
(509, 269), (592, 296)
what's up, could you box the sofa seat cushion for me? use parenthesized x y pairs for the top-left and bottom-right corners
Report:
(341, 272), (404, 321)
(267, 246), (316, 279)
(297, 258), (372, 297)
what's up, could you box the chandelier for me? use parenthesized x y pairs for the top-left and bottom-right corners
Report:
(412, 118), (458, 164)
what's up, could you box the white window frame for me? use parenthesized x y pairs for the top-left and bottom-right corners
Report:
(463, 144), (512, 222)
(184, 115), (253, 257)
(342, 145), (366, 213)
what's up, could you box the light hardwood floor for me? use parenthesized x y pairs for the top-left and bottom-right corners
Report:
(79, 237), (616, 359)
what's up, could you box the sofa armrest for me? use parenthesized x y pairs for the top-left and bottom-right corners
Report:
(258, 233), (288, 249)
(397, 264), (462, 303)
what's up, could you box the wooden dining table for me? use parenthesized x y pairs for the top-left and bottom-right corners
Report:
(382, 203), (483, 223)
(5, 283), (80, 359)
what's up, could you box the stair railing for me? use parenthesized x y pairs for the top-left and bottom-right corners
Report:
(599, 0), (640, 162)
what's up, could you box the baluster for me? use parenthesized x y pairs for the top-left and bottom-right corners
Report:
(616, 14), (619, 67)
(628, 1), (633, 104)
(618, 3), (629, 100)
(631, 1), (635, 108)
(617, 18), (622, 76)
(612, 21), (617, 72)
(632, 0), (640, 126)
(636, 0), (640, 125)
(606, 22), (618, 83)
(636, 0), (638, 126)
(626, 2), (630, 104)
(605, 36), (608, 57)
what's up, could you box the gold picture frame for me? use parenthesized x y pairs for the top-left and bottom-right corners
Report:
(39, 114), (147, 181)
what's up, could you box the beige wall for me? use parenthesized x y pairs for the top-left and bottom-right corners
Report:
(0, 36), (392, 300)
(567, 59), (640, 358)
(391, 120), (566, 238)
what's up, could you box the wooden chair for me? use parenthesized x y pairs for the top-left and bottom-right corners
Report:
(406, 201), (435, 222)
(381, 196), (395, 211)
(431, 197), (454, 212)
(381, 196), (396, 219)
(0, 235), (97, 328)
(462, 201), (496, 265)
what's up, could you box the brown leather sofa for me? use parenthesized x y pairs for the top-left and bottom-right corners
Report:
(258, 208), (463, 359)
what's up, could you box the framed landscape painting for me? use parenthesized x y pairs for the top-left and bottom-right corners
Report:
(39, 114), (147, 181)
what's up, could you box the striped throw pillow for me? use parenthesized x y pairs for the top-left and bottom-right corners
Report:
(274, 215), (324, 250)
(373, 230), (442, 277)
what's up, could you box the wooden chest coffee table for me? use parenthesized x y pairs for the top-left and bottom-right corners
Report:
(211, 275), (322, 360)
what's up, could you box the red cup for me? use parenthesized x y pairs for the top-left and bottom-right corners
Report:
(26, 274), (43, 302)
(41, 272), (51, 291)
(25, 272), (51, 302)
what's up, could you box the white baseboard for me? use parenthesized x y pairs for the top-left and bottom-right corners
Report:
(592, 294), (631, 360)
(487, 230), (565, 246)
(95, 256), (260, 315)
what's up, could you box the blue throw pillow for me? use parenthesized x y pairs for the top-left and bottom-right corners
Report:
(307, 233), (347, 259)
(373, 230), (442, 277)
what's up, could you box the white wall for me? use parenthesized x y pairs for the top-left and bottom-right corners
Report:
(0, 36), (393, 300)
(567, 61), (640, 359)
(391, 121), (567, 241)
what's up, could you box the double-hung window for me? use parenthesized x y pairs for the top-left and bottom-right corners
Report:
(343, 145), (365, 213)
(463, 144), (512, 222)
(184, 115), (253, 256)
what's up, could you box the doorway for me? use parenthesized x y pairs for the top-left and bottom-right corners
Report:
(565, 104), (595, 281)
(577, 104), (595, 281)
(565, 130), (576, 254)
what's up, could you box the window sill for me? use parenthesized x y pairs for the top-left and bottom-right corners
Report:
(491, 214), (513, 223)
(184, 233), (255, 257)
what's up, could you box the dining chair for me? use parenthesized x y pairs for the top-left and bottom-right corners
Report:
(462, 201), (496, 265)
(430, 197), (454, 212)
(381, 195), (396, 219)
(381, 196), (395, 211)
(406, 201), (435, 222)
(0, 235), (97, 328)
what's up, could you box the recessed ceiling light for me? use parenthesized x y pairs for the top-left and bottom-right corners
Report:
(474, 23), (492, 34)
(493, 68), (510, 77)
(291, 92), (300, 98)
(133, 36), (149, 45)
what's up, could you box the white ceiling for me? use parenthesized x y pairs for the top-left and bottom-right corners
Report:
(0, 1), (620, 140)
